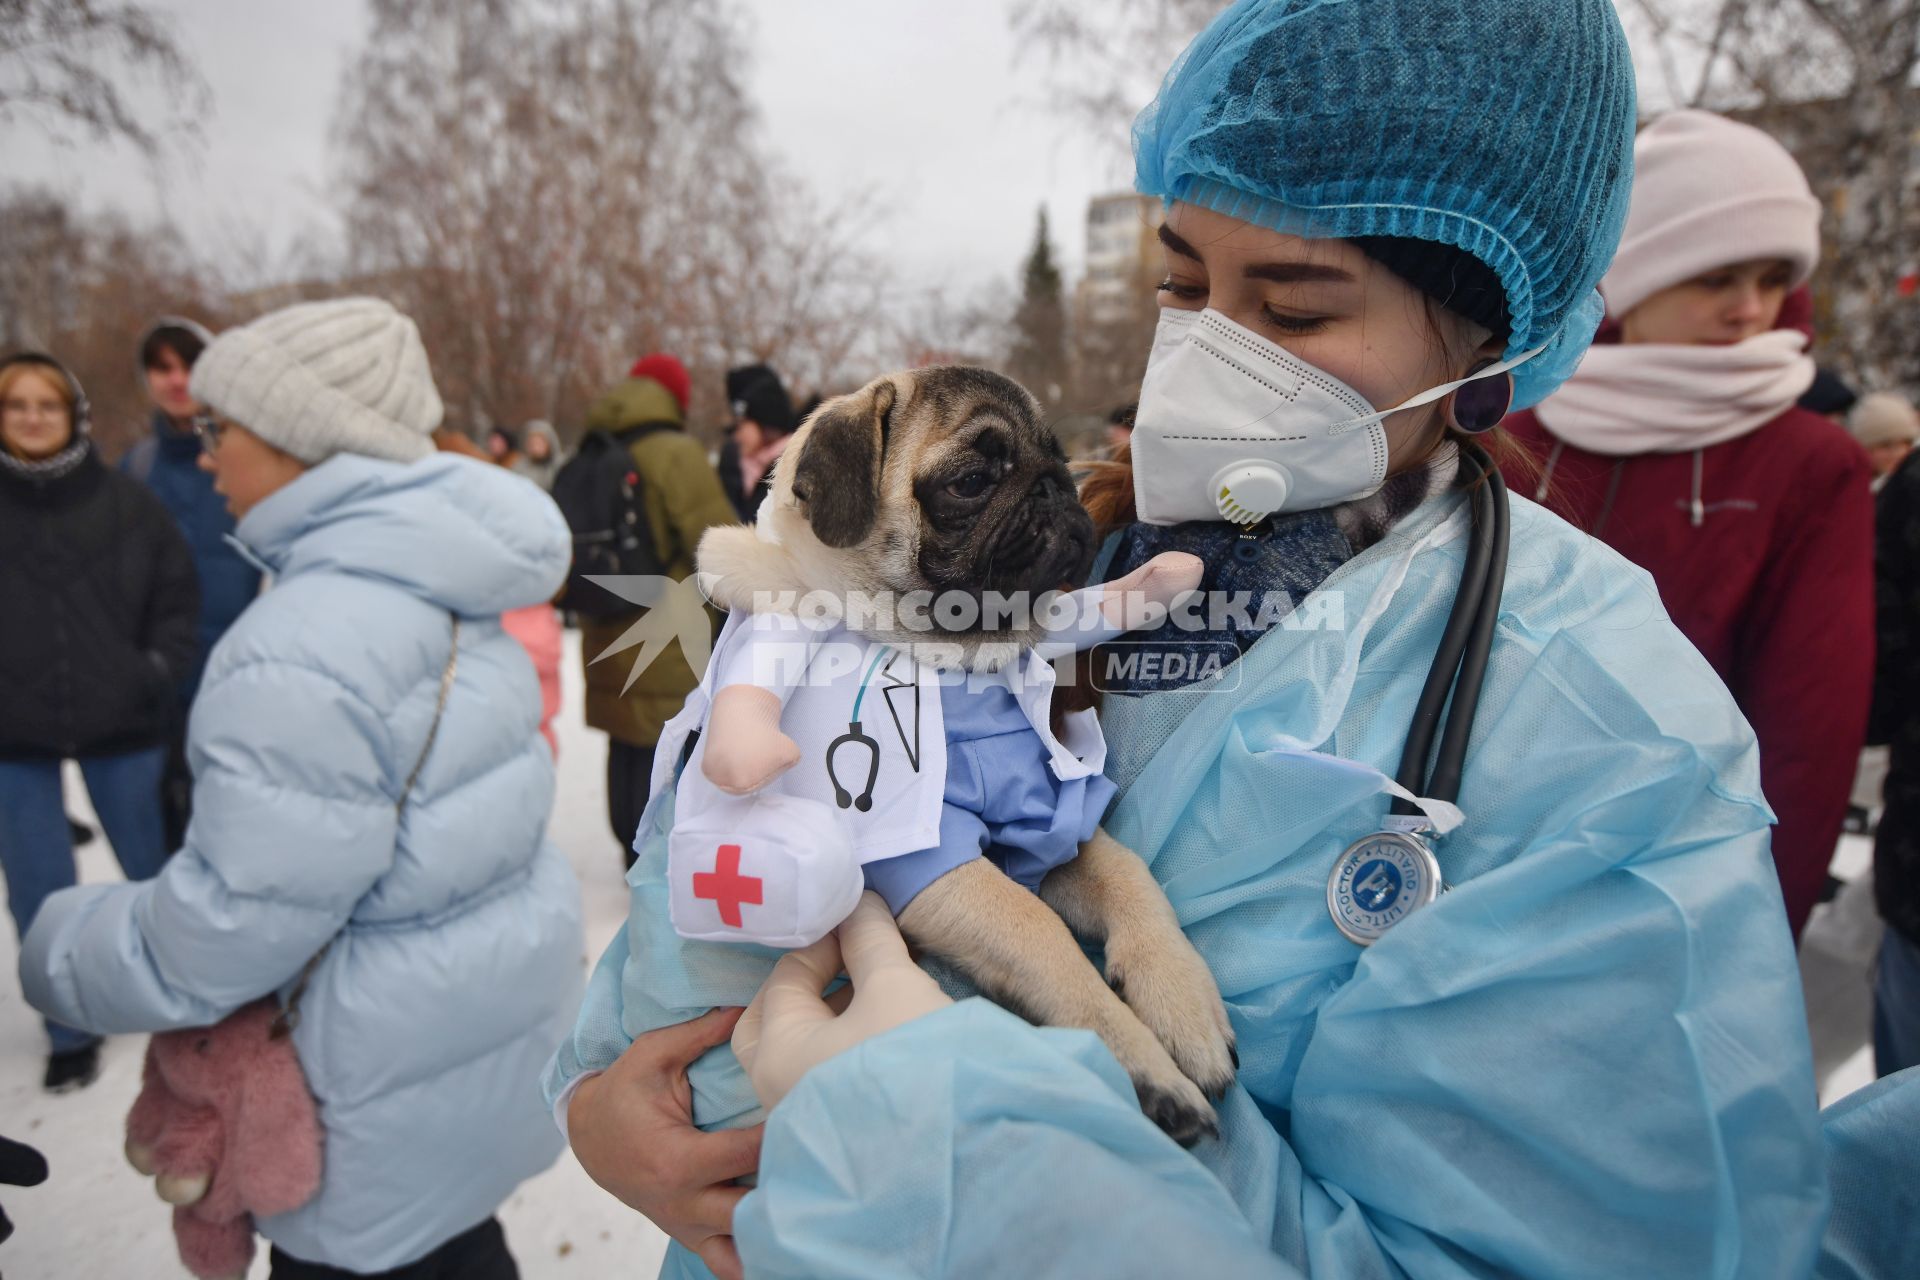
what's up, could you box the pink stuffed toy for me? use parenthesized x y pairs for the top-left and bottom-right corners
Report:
(124, 999), (323, 1280)
(501, 602), (563, 759)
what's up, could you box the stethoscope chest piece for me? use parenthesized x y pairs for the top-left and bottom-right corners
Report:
(1326, 829), (1444, 946)
(1324, 442), (1506, 948)
(826, 721), (880, 812)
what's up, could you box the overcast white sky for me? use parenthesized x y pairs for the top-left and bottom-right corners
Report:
(3, 0), (1145, 298)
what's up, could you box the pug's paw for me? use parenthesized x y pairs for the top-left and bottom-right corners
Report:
(1097, 1010), (1220, 1146)
(1135, 1072), (1221, 1148)
(1106, 926), (1237, 1102)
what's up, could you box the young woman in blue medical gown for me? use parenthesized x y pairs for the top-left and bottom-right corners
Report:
(551, 2), (1920, 1276)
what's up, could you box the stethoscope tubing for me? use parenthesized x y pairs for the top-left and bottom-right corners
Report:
(1427, 456), (1509, 805)
(1390, 441), (1508, 815)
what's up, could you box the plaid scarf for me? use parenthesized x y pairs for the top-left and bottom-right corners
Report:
(0, 435), (91, 484)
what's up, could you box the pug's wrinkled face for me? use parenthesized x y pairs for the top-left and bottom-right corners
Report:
(773, 366), (1093, 640)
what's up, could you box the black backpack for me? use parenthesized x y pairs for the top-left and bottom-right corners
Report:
(550, 422), (674, 618)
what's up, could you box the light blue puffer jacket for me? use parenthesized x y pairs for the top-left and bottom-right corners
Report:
(22, 453), (584, 1272)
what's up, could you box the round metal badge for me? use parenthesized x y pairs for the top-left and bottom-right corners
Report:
(1326, 830), (1443, 945)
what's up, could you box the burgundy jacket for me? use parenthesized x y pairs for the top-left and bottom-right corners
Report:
(1501, 403), (1875, 936)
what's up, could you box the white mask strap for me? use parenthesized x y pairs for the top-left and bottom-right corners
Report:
(1330, 340), (1547, 432)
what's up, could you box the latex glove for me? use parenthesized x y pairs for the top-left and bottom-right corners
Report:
(568, 1008), (764, 1280)
(732, 892), (952, 1110)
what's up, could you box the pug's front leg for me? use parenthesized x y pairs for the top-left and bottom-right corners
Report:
(897, 858), (1218, 1145)
(1039, 828), (1237, 1101)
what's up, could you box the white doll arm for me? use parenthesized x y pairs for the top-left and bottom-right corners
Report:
(1033, 552), (1205, 659)
(703, 613), (817, 795)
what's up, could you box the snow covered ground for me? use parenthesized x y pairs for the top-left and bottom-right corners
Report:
(0, 641), (1883, 1278)
(0, 642), (669, 1279)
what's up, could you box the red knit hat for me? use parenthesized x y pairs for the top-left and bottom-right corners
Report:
(628, 353), (691, 413)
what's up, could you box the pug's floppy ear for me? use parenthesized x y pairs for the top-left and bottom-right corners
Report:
(791, 378), (895, 548)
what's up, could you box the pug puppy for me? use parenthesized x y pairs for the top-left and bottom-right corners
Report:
(695, 366), (1235, 1143)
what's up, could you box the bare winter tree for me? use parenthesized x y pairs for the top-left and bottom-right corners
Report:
(1019, 0), (1919, 393)
(1006, 3), (1218, 421)
(1009, 0), (1219, 137)
(690, 182), (890, 401)
(1624, 0), (1920, 392)
(883, 281), (1013, 373)
(0, 0), (208, 149)
(0, 186), (225, 458)
(1069, 270), (1160, 422)
(333, 0), (888, 441)
(0, 188), (87, 353)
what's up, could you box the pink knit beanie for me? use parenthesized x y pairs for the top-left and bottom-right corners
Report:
(1599, 110), (1822, 320)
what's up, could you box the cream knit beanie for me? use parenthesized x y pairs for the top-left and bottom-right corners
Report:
(1851, 392), (1920, 449)
(1599, 110), (1822, 321)
(189, 297), (443, 464)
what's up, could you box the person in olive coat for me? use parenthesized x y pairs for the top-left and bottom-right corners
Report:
(0, 351), (197, 1092)
(575, 357), (737, 864)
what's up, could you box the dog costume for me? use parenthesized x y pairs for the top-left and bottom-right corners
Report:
(663, 576), (1172, 949)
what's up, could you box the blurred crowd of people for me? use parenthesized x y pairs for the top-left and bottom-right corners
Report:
(0, 312), (838, 1083)
(0, 294), (837, 1272)
(1496, 111), (1918, 1077)
(0, 97), (1916, 1280)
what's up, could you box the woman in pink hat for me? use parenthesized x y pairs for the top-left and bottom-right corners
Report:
(1502, 109), (1876, 939)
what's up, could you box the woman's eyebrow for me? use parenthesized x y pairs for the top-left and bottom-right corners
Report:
(1157, 224), (1202, 260)
(1158, 224), (1354, 285)
(1243, 261), (1355, 285)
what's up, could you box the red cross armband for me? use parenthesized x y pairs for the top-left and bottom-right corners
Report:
(667, 792), (865, 948)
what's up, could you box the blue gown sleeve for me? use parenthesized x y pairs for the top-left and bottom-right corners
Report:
(541, 915), (636, 1108)
(727, 808), (1824, 1279)
(1815, 1067), (1920, 1280)
(734, 999), (1302, 1280)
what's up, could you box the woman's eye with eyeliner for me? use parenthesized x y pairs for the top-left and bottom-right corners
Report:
(1156, 279), (1206, 302)
(1261, 306), (1329, 335)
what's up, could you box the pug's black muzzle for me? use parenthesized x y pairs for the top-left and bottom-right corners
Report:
(971, 491), (1096, 599)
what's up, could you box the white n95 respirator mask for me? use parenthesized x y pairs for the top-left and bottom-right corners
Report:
(1131, 307), (1539, 526)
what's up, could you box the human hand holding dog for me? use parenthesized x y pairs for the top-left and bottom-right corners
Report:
(568, 1008), (764, 1280)
(733, 893), (952, 1110)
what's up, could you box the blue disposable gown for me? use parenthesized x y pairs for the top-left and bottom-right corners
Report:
(1814, 1066), (1920, 1279)
(547, 488), (1831, 1278)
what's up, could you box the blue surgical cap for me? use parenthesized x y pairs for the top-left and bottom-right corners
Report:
(1133, 0), (1638, 408)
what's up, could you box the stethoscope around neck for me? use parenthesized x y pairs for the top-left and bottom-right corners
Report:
(1326, 440), (1510, 945)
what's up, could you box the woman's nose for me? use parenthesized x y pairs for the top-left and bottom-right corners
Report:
(1727, 283), (1765, 325)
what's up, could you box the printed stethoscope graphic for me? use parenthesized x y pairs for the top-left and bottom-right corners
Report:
(826, 647), (921, 811)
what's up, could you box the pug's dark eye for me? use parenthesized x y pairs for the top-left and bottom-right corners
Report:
(946, 471), (994, 500)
